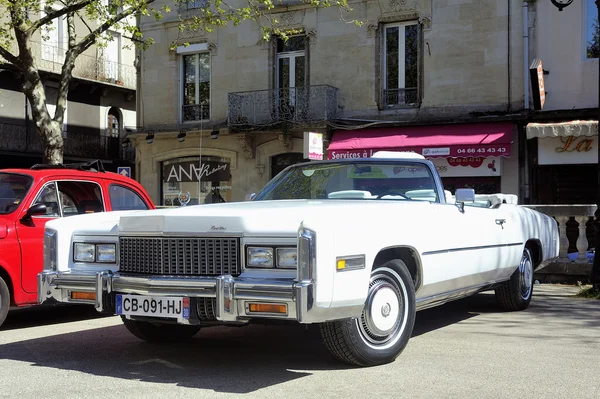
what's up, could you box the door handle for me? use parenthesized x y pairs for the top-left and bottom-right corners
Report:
(495, 219), (506, 229)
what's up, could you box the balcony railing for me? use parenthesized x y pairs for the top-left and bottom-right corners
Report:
(227, 85), (338, 127)
(182, 104), (210, 122)
(0, 41), (136, 90)
(525, 205), (597, 276)
(0, 122), (133, 161)
(384, 88), (419, 107)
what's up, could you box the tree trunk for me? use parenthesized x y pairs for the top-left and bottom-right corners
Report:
(39, 120), (64, 165)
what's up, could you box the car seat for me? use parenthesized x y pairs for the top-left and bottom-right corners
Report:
(77, 199), (104, 214)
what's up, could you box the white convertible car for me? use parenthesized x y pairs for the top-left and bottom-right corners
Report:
(38, 152), (559, 367)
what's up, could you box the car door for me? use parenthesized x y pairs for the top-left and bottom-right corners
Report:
(18, 179), (107, 294)
(17, 181), (62, 293)
(418, 201), (517, 299)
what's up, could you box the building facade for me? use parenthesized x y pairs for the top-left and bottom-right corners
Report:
(524, 0), (599, 205)
(134, 0), (533, 206)
(0, 7), (137, 171)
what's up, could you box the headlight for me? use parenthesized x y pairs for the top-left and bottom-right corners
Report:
(44, 229), (58, 271)
(247, 247), (274, 267)
(74, 243), (116, 263)
(276, 248), (297, 268)
(96, 244), (117, 263)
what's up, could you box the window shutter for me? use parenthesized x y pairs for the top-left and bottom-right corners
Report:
(417, 22), (424, 105)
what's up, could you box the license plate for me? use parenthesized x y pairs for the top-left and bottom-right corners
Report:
(116, 294), (190, 320)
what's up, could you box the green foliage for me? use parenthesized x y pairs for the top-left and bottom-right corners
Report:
(576, 286), (600, 299)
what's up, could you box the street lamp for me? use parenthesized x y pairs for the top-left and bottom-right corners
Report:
(550, 0), (600, 289)
(550, 0), (574, 11)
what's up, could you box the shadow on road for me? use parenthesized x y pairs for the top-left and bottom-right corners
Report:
(1, 286), (598, 393)
(3, 304), (113, 331)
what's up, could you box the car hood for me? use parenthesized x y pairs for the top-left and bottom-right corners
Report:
(114, 199), (432, 237)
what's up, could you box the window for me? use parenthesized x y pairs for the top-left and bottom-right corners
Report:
(276, 36), (307, 119)
(586, 0), (599, 59)
(32, 183), (61, 217)
(107, 108), (120, 137)
(179, 0), (208, 12)
(109, 185), (149, 211)
(161, 156), (231, 206)
(103, 31), (121, 82)
(33, 181), (105, 217)
(41, 12), (67, 63)
(182, 53), (211, 122)
(382, 22), (419, 107)
(0, 173), (33, 214)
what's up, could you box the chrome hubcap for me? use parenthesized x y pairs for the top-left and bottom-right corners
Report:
(519, 252), (533, 300)
(357, 268), (409, 350)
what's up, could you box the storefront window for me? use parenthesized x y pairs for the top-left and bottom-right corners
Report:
(161, 156), (232, 206)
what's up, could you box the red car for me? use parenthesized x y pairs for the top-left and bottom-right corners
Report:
(0, 161), (155, 327)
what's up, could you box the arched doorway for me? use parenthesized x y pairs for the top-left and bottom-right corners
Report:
(271, 153), (307, 178)
(107, 107), (121, 137)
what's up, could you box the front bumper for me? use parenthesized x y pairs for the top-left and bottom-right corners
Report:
(38, 270), (318, 324)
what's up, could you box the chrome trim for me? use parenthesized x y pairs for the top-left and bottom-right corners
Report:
(422, 242), (523, 256)
(297, 227), (316, 283)
(415, 278), (510, 311)
(38, 269), (359, 324)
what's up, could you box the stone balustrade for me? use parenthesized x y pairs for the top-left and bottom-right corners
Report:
(524, 204), (597, 282)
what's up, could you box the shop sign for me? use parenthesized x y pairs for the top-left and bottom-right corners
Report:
(304, 132), (324, 160)
(163, 161), (230, 182)
(328, 144), (510, 160)
(538, 136), (598, 165)
(530, 58), (546, 110)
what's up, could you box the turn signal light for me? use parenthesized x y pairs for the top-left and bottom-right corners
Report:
(71, 291), (96, 301)
(247, 303), (287, 314)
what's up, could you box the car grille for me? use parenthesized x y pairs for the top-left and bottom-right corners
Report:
(119, 237), (241, 276)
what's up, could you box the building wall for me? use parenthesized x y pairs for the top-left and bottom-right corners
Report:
(531, 0), (599, 110)
(137, 0), (528, 203)
(139, 0), (526, 127)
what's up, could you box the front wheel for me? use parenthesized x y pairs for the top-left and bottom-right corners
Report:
(320, 259), (416, 367)
(0, 276), (10, 327)
(495, 248), (534, 311)
(121, 317), (201, 343)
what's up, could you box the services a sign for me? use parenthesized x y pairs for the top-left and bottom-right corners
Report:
(163, 161), (231, 182)
(304, 132), (324, 160)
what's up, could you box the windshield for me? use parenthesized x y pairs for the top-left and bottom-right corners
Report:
(0, 173), (34, 214)
(254, 161), (440, 202)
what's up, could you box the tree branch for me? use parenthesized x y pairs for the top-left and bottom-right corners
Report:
(75, 1), (155, 55)
(28, 0), (94, 34)
(0, 45), (21, 67)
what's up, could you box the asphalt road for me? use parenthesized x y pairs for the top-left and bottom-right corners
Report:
(1, 284), (598, 399)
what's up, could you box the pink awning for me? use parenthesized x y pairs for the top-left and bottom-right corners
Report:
(327, 122), (514, 159)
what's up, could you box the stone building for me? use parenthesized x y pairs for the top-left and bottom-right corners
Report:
(133, 0), (533, 206)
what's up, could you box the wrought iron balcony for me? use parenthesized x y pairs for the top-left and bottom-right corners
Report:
(0, 122), (133, 162)
(384, 88), (419, 107)
(0, 41), (136, 90)
(227, 85), (338, 127)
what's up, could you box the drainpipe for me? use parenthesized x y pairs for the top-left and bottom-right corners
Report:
(523, 2), (529, 110)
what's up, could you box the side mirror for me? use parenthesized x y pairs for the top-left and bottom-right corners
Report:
(21, 203), (47, 222)
(454, 188), (475, 213)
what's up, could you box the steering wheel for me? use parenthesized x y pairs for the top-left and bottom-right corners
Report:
(376, 190), (409, 200)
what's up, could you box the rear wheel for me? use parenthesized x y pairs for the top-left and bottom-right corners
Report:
(0, 276), (9, 327)
(495, 248), (534, 311)
(121, 317), (201, 343)
(320, 259), (416, 367)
